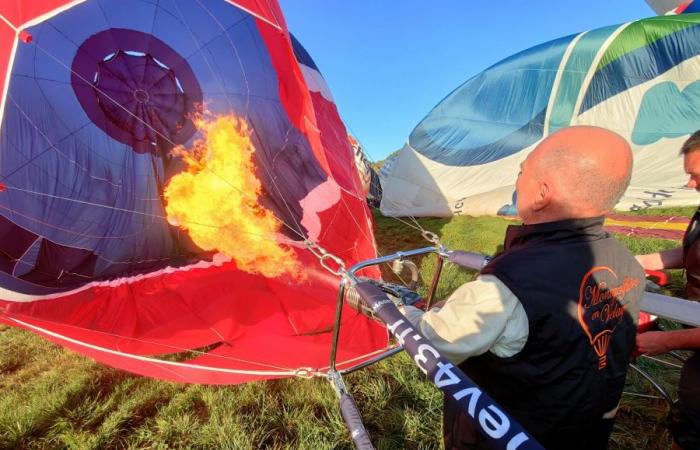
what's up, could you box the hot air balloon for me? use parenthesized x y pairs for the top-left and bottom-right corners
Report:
(646, 0), (700, 14)
(380, 14), (700, 217)
(0, 0), (388, 385)
(348, 134), (383, 207)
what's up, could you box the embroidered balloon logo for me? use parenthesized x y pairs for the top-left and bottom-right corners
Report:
(577, 266), (639, 369)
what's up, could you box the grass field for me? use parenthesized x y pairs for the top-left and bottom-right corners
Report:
(0, 208), (695, 449)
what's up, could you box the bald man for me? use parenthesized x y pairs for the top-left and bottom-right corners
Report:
(402, 126), (645, 450)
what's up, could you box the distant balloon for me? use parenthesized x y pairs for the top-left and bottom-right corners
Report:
(645, 0), (700, 14)
(348, 135), (383, 206)
(0, 0), (387, 384)
(381, 14), (700, 217)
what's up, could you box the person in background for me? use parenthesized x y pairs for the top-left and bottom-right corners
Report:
(402, 126), (645, 450)
(636, 130), (700, 450)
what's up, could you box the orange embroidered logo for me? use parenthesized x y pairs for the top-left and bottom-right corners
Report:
(577, 266), (640, 370)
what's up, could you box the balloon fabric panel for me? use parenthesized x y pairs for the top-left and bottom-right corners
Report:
(408, 34), (574, 167)
(381, 15), (700, 218)
(0, 0), (387, 384)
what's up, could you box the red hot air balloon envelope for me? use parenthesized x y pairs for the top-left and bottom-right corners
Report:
(0, 0), (388, 384)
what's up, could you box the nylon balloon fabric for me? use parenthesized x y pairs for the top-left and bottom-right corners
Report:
(0, 0), (387, 384)
(380, 14), (700, 218)
(645, 0), (700, 14)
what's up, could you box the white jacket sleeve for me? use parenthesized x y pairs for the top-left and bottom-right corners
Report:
(401, 274), (528, 365)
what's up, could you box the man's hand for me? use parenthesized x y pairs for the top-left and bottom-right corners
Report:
(379, 283), (427, 310)
(636, 331), (672, 356)
(636, 248), (684, 271)
(388, 285), (425, 309)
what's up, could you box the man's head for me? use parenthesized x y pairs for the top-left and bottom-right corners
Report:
(516, 126), (633, 224)
(681, 130), (700, 191)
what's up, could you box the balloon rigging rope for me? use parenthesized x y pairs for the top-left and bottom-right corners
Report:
(331, 190), (411, 286)
(342, 125), (432, 236)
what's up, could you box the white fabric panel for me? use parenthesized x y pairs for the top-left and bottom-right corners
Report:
(645, 0), (687, 14)
(381, 143), (533, 217)
(299, 64), (334, 102)
(574, 54), (700, 210)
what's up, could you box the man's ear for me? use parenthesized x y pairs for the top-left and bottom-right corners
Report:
(532, 181), (551, 211)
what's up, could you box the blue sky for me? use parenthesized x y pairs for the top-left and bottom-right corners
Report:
(279, 1), (656, 161)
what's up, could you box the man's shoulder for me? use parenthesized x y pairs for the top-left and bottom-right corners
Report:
(451, 274), (519, 303)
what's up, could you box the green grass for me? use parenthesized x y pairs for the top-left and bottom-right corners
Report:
(0, 208), (694, 449)
(618, 206), (696, 217)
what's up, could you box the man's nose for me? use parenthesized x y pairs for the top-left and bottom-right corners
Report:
(688, 177), (698, 189)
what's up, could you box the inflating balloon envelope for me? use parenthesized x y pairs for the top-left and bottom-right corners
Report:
(380, 11), (700, 217)
(0, 0), (389, 385)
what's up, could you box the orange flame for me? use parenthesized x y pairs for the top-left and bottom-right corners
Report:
(164, 114), (301, 278)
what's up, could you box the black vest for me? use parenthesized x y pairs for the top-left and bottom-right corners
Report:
(444, 217), (644, 450)
(683, 207), (700, 300)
